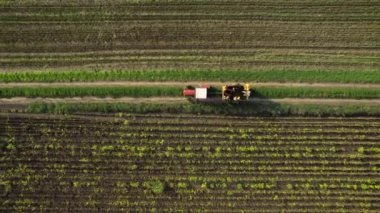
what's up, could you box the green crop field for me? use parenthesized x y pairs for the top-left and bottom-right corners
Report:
(1, 0), (379, 73)
(0, 0), (379, 212)
(1, 69), (380, 83)
(1, 114), (380, 212)
(25, 102), (380, 117)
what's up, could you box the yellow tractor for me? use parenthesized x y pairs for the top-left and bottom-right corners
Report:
(222, 84), (251, 102)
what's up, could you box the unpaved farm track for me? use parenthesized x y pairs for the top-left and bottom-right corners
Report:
(1, 81), (380, 88)
(1, 97), (379, 106)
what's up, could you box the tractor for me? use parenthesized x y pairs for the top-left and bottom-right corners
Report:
(183, 83), (251, 103)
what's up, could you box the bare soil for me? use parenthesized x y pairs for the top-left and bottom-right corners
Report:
(1, 97), (379, 107)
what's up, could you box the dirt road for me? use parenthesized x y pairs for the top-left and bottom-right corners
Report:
(1, 97), (379, 106)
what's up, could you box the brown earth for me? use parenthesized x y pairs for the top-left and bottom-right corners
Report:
(1, 97), (379, 106)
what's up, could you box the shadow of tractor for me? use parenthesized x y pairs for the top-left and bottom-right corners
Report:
(187, 89), (286, 116)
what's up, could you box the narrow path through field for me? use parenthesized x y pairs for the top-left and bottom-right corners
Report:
(1, 97), (379, 106)
(1, 81), (380, 88)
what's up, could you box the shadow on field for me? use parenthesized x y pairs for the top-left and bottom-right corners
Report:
(187, 90), (284, 116)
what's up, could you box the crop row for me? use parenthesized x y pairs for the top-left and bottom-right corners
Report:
(1, 13), (378, 62)
(4, 114), (380, 131)
(2, 22), (377, 40)
(4, 124), (380, 139)
(1, 49), (378, 63)
(5, 111), (380, 122)
(0, 86), (181, 98)
(2, 29), (376, 47)
(2, 69), (380, 83)
(100, 112), (380, 121)
(23, 102), (380, 117)
(1, 4), (378, 18)
(3, 115), (379, 136)
(2, 54), (378, 70)
(5, 120), (380, 133)
(1, 0), (377, 5)
(1, 2), (378, 24)
(2, 14), (379, 24)
(4, 21), (375, 34)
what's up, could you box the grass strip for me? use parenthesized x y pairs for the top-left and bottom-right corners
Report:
(1, 69), (379, 83)
(0, 86), (182, 98)
(0, 86), (379, 99)
(27, 102), (380, 117)
(254, 87), (380, 99)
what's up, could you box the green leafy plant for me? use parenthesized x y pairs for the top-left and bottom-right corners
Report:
(148, 180), (165, 194)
